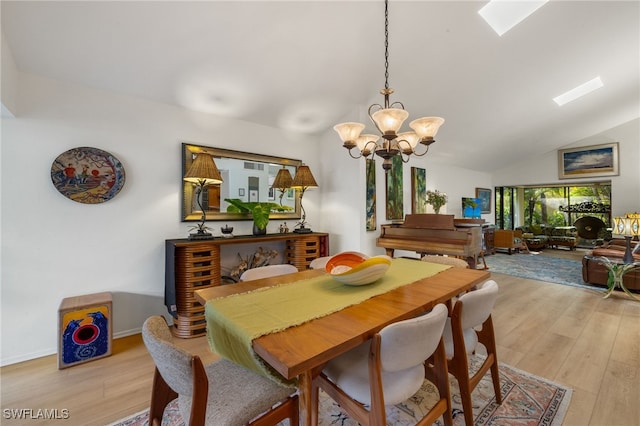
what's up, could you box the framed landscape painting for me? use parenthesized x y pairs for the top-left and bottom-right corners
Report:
(558, 143), (619, 179)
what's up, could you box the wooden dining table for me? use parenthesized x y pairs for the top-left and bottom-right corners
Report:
(195, 262), (491, 426)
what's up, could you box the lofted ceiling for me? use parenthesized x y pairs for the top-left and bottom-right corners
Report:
(2, 1), (639, 172)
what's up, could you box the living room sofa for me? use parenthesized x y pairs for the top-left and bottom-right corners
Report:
(582, 239), (640, 291)
(516, 225), (578, 250)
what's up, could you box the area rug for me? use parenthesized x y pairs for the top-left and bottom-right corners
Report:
(484, 253), (601, 292)
(107, 355), (572, 426)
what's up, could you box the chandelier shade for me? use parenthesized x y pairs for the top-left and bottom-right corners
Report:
(334, 0), (444, 171)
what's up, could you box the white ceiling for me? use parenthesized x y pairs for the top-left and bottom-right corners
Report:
(2, 0), (639, 172)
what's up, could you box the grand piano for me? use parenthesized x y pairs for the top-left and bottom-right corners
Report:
(376, 214), (485, 269)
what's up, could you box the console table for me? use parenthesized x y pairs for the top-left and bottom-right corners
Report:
(165, 232), (329, 338)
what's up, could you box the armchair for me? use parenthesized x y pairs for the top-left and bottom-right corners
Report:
(493, 230), (529, 254)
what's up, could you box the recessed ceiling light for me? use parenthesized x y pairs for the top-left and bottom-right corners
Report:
(553, 77), (604, 106)
(479, 0), (549, 36)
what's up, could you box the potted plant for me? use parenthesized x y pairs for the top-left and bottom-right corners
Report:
(426, 190), (448, 214)
(224, 199), (292, 235)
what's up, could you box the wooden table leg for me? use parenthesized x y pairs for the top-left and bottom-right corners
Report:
(298, 370), (315, 426)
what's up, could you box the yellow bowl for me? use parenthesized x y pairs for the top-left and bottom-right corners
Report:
(326, 252), (392, 286)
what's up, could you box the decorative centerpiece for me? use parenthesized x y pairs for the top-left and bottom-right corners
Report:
(426, 190), (447, 214)
(325, 252), (392, 286)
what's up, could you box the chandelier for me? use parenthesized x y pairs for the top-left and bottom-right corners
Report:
(334, 0), (444, 172)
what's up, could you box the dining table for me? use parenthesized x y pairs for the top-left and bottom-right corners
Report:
(194, 258), (491, 425)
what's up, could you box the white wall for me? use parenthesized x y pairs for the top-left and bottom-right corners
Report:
(492, 118), (640, 218)
(1, 33), (19, 116)
(0, 73), (321, 365)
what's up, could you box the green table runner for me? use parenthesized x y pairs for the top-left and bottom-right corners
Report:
(205, 258), (450, 386)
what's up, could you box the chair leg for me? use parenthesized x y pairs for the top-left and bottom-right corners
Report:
(149, 368), (178, 426)
(478, 316), (502, 405)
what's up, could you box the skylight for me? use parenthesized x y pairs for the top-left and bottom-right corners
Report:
(479, 0), (549, 36)
(553, 77), (604, 106)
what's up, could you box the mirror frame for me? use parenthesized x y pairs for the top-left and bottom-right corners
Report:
(181, 142), (302, 222)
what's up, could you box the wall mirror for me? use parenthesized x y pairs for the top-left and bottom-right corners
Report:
(182, 143), (302, 222)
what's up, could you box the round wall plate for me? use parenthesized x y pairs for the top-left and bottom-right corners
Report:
(51, 147), (126, 204)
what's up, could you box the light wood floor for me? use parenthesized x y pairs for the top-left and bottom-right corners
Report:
(2, 249), (639, 425)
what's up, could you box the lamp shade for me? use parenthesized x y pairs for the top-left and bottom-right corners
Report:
(271, 167), (293, 190)
(409, 117), (445, 140)
(356, 134), (380, 153)
(613, 215), (640, 237)
(183, 153), (223, 184)
(291, 165), (318, 190)
(396, 131), (420, 149)
(334, 122), (365, 143)
(371, 108), (409, 135)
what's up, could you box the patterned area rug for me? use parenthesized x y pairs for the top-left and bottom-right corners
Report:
(484, 253), (601, 292)
(107, 355), (572, 426)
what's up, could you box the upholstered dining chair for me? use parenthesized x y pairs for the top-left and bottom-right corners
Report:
(442, 280), (501, 426)
(309, 256), (331, 270)
(142, 316), (298, 426)
(313, 303), (453, 426)
(421, 254), (469, 268)
(239, 264), (298, 281)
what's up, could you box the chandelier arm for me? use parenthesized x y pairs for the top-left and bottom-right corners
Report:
(396, 138), (413, 154)
(400, 151), (412, 163)
(410, 144), (431, 157)
(367, 103), (385, 134)
(389, 101), (404, 109)
(346, 147), (364, 160)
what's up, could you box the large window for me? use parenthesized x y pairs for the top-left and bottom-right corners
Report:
(495, 182), (611, 230)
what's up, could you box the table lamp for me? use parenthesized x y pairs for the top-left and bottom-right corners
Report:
(290, 164), (318, 234)
(183, 153), (223, 240)
(271, 166), (293, 206)
(612, 214), (640, 264)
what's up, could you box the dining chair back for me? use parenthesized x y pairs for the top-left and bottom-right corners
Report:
(442, 280), (501, 426)
(142, 316), (298, 426)
(239, 264), (298, 281)
(313, 303), (453, 426)
(309, 256), (331, 270)
(421, 255), (469, 268)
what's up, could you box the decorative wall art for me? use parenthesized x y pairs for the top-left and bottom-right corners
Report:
(558, 142), (619, 179)
(385, 155), (403, 220)
(366, 159), (377, 231)
(475, 187), (492, 213)
(411, 167), (427, 214)
(462, 197), (482, 219)
(50, 147), (126, 204)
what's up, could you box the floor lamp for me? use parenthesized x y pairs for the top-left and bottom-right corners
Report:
(183, 152), (223, 240)
(291, 164), (318, 234)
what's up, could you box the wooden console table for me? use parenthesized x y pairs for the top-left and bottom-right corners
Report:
(165, 232), (329, 338)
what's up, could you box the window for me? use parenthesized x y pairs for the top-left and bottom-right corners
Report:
(495, 182), (611, 229)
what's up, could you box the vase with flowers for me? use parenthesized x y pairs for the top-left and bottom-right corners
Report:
(426, 190), (448, 214)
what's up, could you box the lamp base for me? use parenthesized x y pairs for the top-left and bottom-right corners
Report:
(622, 236), (634, 264)
(188, 232), (214, 240)
(293, 226), (312, 234)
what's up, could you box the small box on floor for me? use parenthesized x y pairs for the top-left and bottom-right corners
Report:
(58, 292), (112, 369)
